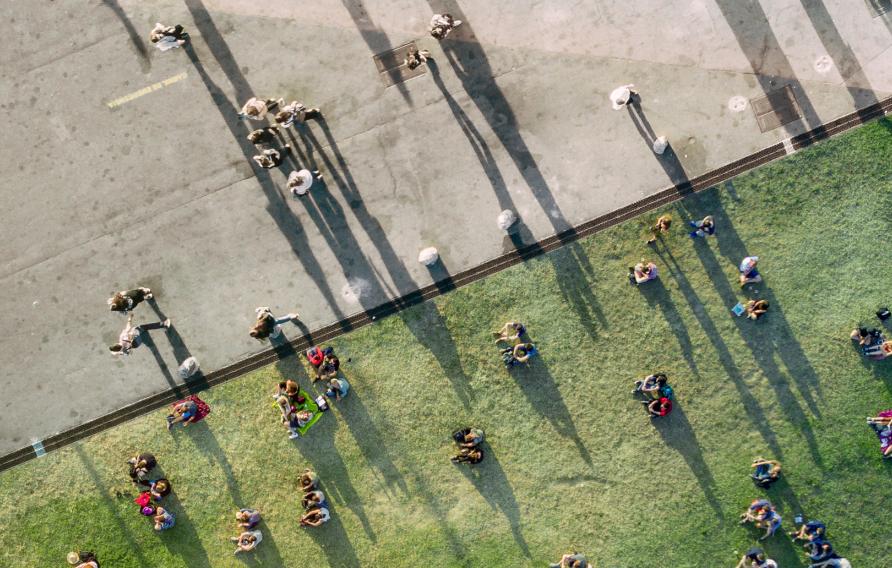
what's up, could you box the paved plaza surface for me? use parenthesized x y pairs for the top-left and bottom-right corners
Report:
(1, 0), (890, 455)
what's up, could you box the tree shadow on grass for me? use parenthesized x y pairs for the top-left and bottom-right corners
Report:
(638, 278), (701, 379)
(651, 404), (723, 518)
(512, 361), (593, 466)
(653, 245), (784, 459)
(549, 243), (608, 341)
(400, 302), (473, 409)
(456, 443), (531, 558)
(75, 447), (155, 566)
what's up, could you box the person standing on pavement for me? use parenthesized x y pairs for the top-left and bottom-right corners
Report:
(274, 101), (321, 128)
(238, 97), (283, 121)
(246, 126), (280, 147)
(610, 84), (638, 110)
(108, 287), (153, 313)
(430, 13), (462, 39)
(109, 314), (170, 355)
(287, 169), (323, 196)
(249, 307), (300, 341)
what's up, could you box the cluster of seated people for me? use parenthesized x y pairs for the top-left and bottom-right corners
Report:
(735, 546), (777, 568)
(307, 345), (341, 382)
(451, 428), (485, 464)
(744, 299), (770, 320)
(299, 469), (331, 527)
(126, 452), (175, 531)
(750, 457), (781, 487)
(632, 373), (674, 418)
(493, 322), (537, 368)
(274, 380), (319, 439)
(867, 411), (892, 459)
(739, 499), (782, 540)
(628, 259), (659, 285)
(850, 327), (891, 360)
(230, 508), (263, 555)
(789, 518), (850, 567)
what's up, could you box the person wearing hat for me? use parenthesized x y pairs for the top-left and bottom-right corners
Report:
(739, 256), (762, 286)
(287, 169), (323, 196)
(735, 546), (777, 567)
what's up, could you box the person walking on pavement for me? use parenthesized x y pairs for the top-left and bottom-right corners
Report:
(150, 23), (188, 51)
(404, 46), (431, 69)
(108, 287), (153, 313)
(430, 13), (462, 39)
(238, 97), (283, 121)
(274, 101), (321, 128)
(246, 126), (280, 147)
(610, 84), (638, 110)
(109, 314), (170, 355)
(253, 146), (290, 169)
(249, 307), (300, 341)
(288, 169), (323, 196)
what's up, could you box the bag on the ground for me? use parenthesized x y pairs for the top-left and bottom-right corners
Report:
(877, 307), (891, 321)
(315, 395), (329, 412)
(178, 357), (199, 379)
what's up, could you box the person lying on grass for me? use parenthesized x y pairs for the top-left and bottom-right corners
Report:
(231, 530), (262, 554)
(451, 446), (484, 464)
(300, 468), (319, 492)
(735, 546), (777, 568)
(549, 551), (589, 568)
(632, 373), (668, 399)
(493, 321), (526, 344)
(751, 458), (781, 487)
(746, 299), (770, 320)
(300, 506), (330, 527)
(302, 490), (327, 510)
(850, 328), (891, 359)
(629, 259), (659, 285)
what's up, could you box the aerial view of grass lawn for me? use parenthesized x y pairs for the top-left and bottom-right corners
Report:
(2, 119), (891, 567)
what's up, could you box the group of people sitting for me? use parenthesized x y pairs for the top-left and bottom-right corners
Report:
(230, 508), (263, 555)
(628, 258), (659, 286)
(274, 380), (322, 439)
(127, 452), (175, 531)
(631, 373), (674, 418)
(149, 22), (188, 51)
(298, 469), (331, 527)
(549, 551), (590, 568)
(450, 428), (485, 464)
(850, 326), (892, 360)
(790, 518), (850, 567)
(739, 498), (782, 540)
(493, 322), (538, 368)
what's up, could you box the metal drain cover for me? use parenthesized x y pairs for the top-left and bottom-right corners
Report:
(372, 41), (427, 87)
(750, 85), (803, 133)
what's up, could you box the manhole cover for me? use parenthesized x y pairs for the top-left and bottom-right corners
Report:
(372, 41), (427, 87)
(866, 0), (892, 16)
(750, 85), (803, 133)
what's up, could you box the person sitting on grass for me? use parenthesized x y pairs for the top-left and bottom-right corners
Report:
(850, 327), (890, 359)
(300, 468), (319, 492)
(739, 256), (762, 287)
(866, 413), (892, 458)
(740, 499), (781, 540)
(789, 518), (826, 542)
(501, 342), (537, 368)
(302, 490), (327, 510)
(231, 530), (262, 555)
(127, 452), (156, 485)
(276, 395), (302, 439)
(647, 214), (672, 244)
(452, 428), (484, 448)
(236, 508), (261, 530)
(67, 551), (99, 568)
(316, 354), (340, 382)
(166, 399), (199, 430)
(735, 546), (777, 568)
(153, 506), (175, 531)
(300, 506), (330, 527)
(643, 396), (672, 418)
(751, 458), (782, 487)
(629, 259), (659, 285)
(451, 446), (484, 464)
(324, 377), (350, 401)
(493, 321), (526, 344)
(632, 373), (668, 399)
(549, 551), (589, 568)
(689, 215), (716, 238)
(805, 540), (840, 565)
(746, 299), (770, 320)
(149, 479), (171, 501)
(273, 379), (301, 401)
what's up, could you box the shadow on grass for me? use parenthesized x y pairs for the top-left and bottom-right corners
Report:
(638, 278), (701, 378)
(74, 446), (155, 566)
(457, 442), (531, 558)
(400, 302), (473, 409)
(182, 422), (243, 508)
(513, 361), (593, 466)
(683, 191), (824, 468)
(302, 497), (361, 568)
(653, 245), (784, 459)
(651, 404), (724, 518)
(549, 243), (608, 340)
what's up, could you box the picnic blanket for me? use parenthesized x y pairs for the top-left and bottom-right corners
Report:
(294, 390), (323, 435)
(174, 395), (210, 423)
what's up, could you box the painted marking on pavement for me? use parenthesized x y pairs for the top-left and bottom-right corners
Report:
(106, 72), (187, 108)
(782, 138), (795, 155)
(32, 440), (46, 457)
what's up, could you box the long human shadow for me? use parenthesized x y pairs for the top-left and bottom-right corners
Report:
(457, 442), (531, 558)
(181, 421), (244, 509)
(400, 301), (473, 409)
(142, 299), (210, 395)
(638, 278), (701, 378)
(714, 0), (824, 134)
(102, 0), (151, 73)
(428, 1), (572, 238)
(182, 0), (348, 328)
(512, 360), (593, 466)
(651, 403), (724, 518)
(339, 0), (412, 103)
(549, 242), (608, 341)
(302, 496), (361, 568)
(799, 0), (881, 122)
(74, 447), (155, 566)
(627, 99), (692, 190)
(157, 489), (215, 568)
(683, 193), (824, 468)
(652, 244), (784, 459)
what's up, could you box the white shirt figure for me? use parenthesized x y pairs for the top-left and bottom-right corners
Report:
(240, 97), (268, 120)
(288, 170), (315, 196)
(610, 84), (636, 110)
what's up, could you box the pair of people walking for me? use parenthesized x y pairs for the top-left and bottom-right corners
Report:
(107, 288), (170, 355)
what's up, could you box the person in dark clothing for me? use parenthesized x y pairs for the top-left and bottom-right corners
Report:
(108, 287), (152, 313)
(451, 446), (484, 464)
(246, 127), (280, 146)
(127, 452), (157, 485)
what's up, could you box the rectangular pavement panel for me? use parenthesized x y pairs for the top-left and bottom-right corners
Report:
(372, 41), (427, 86)
(751, 86), (803, 133)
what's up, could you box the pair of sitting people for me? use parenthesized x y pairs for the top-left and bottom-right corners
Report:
(739, 499), (782, 540)
(735, 546), (777, 568)
(867, 412), (892, 458)
(745, 299), (770, 320)
(144, 505), (174, 531)
(851, 327), (891, 360)
(628, 259), (658, 285)
(298, 470), (330, 527)
(789, 520), (840, 567)
(750, 457), (781, 487)
(127, 452), (157, 485)
(231, 509), (262, 554)
(501, 343), (537, 368)
(451, 428), (485, 464)
(632, 373), (673, 418)
(307, 346), (340, 382)
(66, 551), (99, 568)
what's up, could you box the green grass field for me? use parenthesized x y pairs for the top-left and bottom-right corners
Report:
(2, 119), (892, 568)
